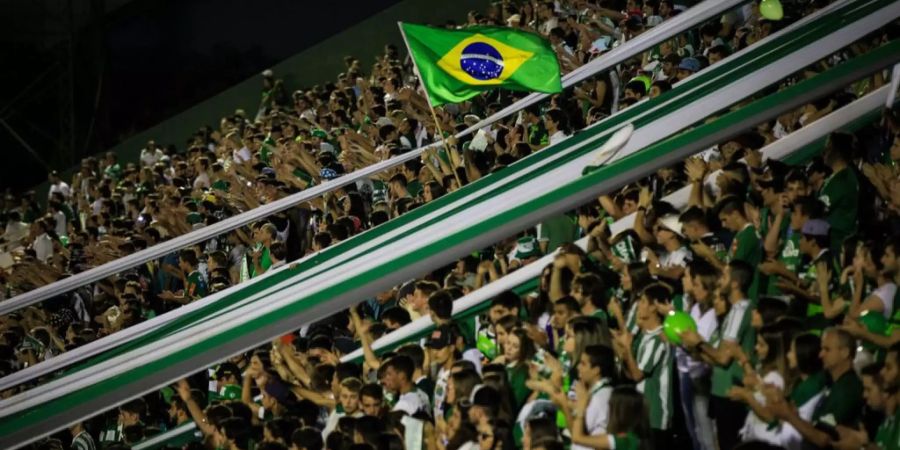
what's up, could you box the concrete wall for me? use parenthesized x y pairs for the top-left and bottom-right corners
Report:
(107, 0), (488, 165)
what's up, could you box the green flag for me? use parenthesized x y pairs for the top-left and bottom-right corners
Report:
(400, 23), (562, 105)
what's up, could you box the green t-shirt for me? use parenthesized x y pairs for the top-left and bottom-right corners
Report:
(407, 180), (423, 199)
(250, 246), (272, 278)
(876, 407), (900, 450)
(104, 163), (122, 181)
(539, 215), (578, 252)
(818, 167), (858, 249)
(812, 369), (864, 428)
(635, 326), (673, 430)
(728, 224), (762, 266)
(612, 431), (642, 450)
(711, 299), (755, 398)
(789, 371), (826, 407)
(766, 231), (802, 296)
(506, 364), (532, 411)
(527, 122), (548, 146)
(185, 270), (207, 299)
(728, 224), (762, 300)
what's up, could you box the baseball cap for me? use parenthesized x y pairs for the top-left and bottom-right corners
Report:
(657, 214), (684, 237)
(514, 236), (540, 260)
(425, 326), (456, 349)
(678, 57), (701, 73)
(801, 219), (830, 237)
(215, 362), (242, 380)
(263, 378), (293, 405)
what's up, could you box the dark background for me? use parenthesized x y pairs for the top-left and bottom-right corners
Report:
(0, 0), (401, 192)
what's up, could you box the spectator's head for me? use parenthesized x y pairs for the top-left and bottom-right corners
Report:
(716, 196), (749, 232)
(524, 416), (558, 450)
(380, 355), (414, 393)
(542, 109), (567, 134)
(649, 80), (672, 98)
(118, 398), (145, 426)
(721, 260), (754, 300)
(799, 218), (830, 254)
(679, 206), (711, 240)
(360, 383), (384, 417)
(606, 385), (650, 437)
(380, 306), (411, 330)
(577, 344), (615, 385)
(290, 427), (324, 450)
(504, 327), (536, 366)
(448, 369), (481, 406)
(269, 240), (287, 264)
(551, 297), (580, 331)
(881, 344), (900, 394)
(427, 289), (454, 325)
(862, 363), (888, 412)
(216, 417), (251, 450)
(676, 57), (700, 81)
(820, 327), (856, 375)
(708, 45), (731, 64)
(488, 291), (521, 324)
(789, 333), (823, 376)
(823, 131), (854, 168)
(339, 377), (363, 415)
(411, 281), (440, 314)
(571, 273), (608, 312)
(425, 325), (458, 367)
(624, 80), (647, 100)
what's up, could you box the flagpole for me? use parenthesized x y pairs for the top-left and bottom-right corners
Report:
(397, 22), (463, 188)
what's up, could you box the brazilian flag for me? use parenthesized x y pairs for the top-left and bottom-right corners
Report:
(400, 23), (562, 105)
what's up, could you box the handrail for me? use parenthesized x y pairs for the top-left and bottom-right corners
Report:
(0, 0), (748, 313)
(342, 84), (895, 362)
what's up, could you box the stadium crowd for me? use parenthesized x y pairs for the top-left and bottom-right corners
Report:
(1, 0), (900, 450)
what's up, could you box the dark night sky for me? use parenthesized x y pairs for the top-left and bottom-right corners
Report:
(0, 0), (400, 191)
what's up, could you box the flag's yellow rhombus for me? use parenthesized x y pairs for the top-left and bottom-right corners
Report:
(436, 34), (534, 86)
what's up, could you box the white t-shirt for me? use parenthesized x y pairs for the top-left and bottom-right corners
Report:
(676, 304), (718, 377)
(193, 172), (210, 189)
(433, 367), (450, 420)
(52, 211), (67, 236)
(33, 233), (53, 263)
(873, 282), (898, 319)
(49, 181), (71, 201)
(660, 246), (692, 270)
(140, 148), (164, 167)
(739, 370), (785, 445)
(549, 130), (569, 146)
(572, 378), (613, 450)
(392, 389), (430, 416)
(232, 147), (252, 164)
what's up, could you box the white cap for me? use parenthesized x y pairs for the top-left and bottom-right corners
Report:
(658, 214), (684, 237)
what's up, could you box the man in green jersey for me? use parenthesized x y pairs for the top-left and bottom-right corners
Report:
(613, 283), (674, 446)
(818, 132), (859, 250)
(760, 196), (821, 299)
(158, 248), (207, 305)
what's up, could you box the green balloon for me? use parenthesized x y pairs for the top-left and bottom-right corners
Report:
(859, 310), (888, 336)
(664, 311), (697, 345)
(760, 0), (784, 21)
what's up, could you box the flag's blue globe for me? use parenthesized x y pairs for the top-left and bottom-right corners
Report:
(460, 42), (504, 80)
